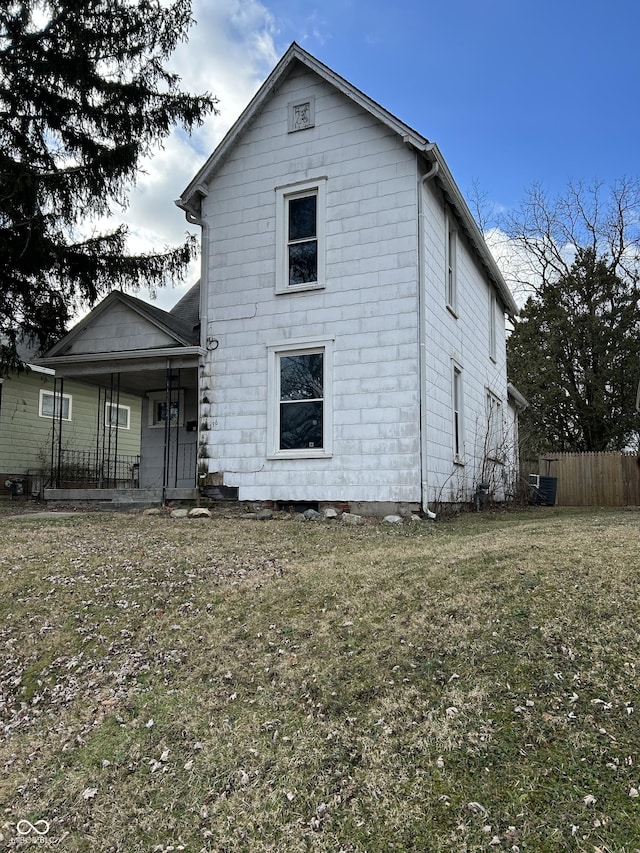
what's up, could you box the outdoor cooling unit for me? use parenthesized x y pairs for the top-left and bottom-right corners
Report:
(529, 473), (557, 506)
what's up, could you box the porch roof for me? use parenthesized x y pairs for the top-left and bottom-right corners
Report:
(37, 346), (203, 395)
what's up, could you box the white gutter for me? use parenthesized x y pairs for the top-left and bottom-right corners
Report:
(175, 190), (210, 480)
(507, 382), (529, 410)
(428, 145), (518, 319)
(36, 345), (204, 369)
(26, 362), (55, 375)
(418, 154), (439, 520)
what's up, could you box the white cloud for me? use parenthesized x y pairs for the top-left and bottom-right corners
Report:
(484, 228), (539, 310)
(98, 0), (281, 312)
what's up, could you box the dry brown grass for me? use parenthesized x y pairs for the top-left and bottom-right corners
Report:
(1, 506), (640, 851)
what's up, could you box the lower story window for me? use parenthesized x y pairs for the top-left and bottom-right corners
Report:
(39, 389), (72, 421)
(106, 402), (131, 430)
(268, 338), (333, 458)
(452, 363), (464, 462)
(280, 351), (323, 449)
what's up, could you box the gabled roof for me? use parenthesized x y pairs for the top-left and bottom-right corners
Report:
(43, 284), (200, 359)
(169, 280), (200, 338)
(176, 42), (518, 317)
(177, 42), (432, 216)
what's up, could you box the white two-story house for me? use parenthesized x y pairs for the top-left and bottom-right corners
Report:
(175, 42), (519, 514)
(39, 42), (520, 512)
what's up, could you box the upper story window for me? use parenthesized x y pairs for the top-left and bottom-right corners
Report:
(289, 194), (318, 284)
(275, 178), (326, 293)
(489, 291), (497, 361)
(39, 389), (72, 421)
(445, 209), (458, 316)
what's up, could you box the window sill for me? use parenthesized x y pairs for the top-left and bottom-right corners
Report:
(275, 282), (325, 295)
(268, 449), (333, 460)
(446, 304), (459, 319)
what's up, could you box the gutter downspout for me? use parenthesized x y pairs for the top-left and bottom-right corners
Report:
(418, 155), (439, 520)
(177, 189), (210, 490)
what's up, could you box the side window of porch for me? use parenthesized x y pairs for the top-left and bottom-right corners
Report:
(147, 391), (185, 427)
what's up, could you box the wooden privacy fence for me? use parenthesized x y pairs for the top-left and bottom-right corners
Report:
(538, 452), (640, 506)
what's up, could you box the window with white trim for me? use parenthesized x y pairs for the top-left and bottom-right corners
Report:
(489, 291), (497, 361)
(267, 338), (333, 457)
(486, 391), (504, 461)
(106, 402), (131, 430)
(452, 363), (464, 462)
(275, 179), (326, 293)
(445, 209), (458, 315)
(39, 389), (72, 421)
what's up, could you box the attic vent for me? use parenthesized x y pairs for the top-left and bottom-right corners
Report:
(288, 97), (315, 132)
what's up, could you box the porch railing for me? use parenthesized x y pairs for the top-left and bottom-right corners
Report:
(52, 449), (140, 489)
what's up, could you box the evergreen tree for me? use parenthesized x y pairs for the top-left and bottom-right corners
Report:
(507, 248), (640, 453)
(0, 0), (217, 371)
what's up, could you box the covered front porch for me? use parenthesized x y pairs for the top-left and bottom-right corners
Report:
(41, 351), (201, 506)
(36, 286), (206, 507)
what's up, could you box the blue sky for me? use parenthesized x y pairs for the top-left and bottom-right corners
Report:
(122, 0), (640, 306)
(261, 0), (639, 210)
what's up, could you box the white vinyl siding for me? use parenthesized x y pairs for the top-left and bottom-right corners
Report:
(199, 66), (421, 502)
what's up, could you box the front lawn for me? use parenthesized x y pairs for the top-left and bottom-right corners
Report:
(1, 507), (639, 851)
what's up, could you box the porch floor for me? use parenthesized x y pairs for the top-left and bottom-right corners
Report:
(43, 487), (198, 509)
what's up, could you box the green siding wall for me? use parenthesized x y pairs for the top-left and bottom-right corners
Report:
(0, 370), (141, 481)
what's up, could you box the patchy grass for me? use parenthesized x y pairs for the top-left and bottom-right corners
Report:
(1, 506), (640, 851)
